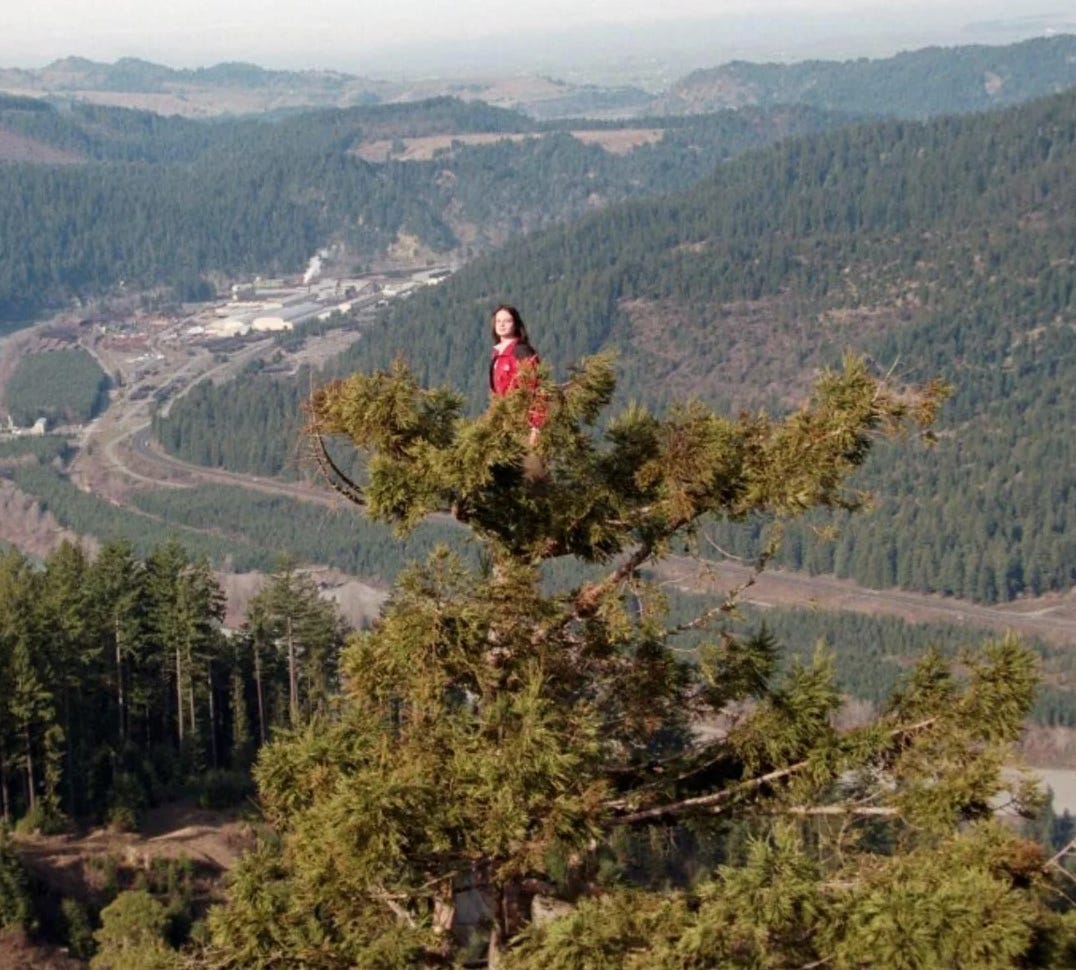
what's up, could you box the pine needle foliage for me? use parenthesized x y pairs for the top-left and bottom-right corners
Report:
(201, 356), (1074, 968)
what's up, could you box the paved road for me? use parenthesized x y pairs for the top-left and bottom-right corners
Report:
(127, 428), (342, 508)
(658, 558), (1076, 647)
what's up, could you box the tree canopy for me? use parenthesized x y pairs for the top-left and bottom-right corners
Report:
(199, 356), (1076, 968)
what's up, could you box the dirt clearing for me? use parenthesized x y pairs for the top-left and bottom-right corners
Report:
(353, 127), (664, 162)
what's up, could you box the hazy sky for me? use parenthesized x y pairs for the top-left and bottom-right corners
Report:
(3, 0), (1072, 76)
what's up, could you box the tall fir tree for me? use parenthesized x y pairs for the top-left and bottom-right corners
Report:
(244, 557), (347, 729)
(199, 355), (1076, 967)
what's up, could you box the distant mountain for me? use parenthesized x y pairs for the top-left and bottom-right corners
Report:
(2, 55), (360, 92)
(0, 55), (650, 121)
(27, 55), (387, 98)
(43, 55), (178, 91)
(0, 56), (390, 117)
(6, 34), (1076, 124)
(654, 34), (1076, 118)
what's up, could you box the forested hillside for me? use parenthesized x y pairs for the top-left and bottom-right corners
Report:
(161, 86), (1076, 604)
(5, 36), (1075, 323)
(0, 96), (847, 321)
(658, 33), (1076, 117)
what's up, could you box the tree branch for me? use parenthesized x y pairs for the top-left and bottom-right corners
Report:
(1043, 835), (1076, 874)
(372, 884), (416, 927)
(612, 760), (802, 825)
(608, 717), (937, 826)
(309, 428), (365, 506)
(565, 519), (689, 624)
(662, 526), (781, 637)
(604, 737), (739, 803)
(781, 805), (900, 817)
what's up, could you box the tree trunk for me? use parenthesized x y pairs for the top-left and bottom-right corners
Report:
(287, 615), (299, 727)
(63, 687), (75, 817)
(253, 644), (267, 744)
(187, 660), (197, 742)
(207, 665), (218, 768)
(175, 645), (185, 742)
(485, 874), (530, 967)
(115, 616), (126, 743)
(24, 728), (36, 812)
(487, 925), (503, 969)
(0, 744), (10, 823)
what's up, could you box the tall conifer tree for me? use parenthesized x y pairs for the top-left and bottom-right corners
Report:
(202, 356), (1075, 968)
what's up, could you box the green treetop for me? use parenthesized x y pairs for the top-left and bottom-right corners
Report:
(202, 356), (1074, 969)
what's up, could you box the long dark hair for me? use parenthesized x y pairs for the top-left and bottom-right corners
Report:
(490, 304), (529, 344)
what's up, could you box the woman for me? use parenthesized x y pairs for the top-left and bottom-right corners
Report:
(489, 304), (544, 443)
(489, 304), (539, 396)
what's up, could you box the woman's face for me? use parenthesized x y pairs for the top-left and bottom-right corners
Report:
(493, 309), (517, 340)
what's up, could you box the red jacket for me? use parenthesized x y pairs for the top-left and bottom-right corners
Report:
(490, 340), (545, 428)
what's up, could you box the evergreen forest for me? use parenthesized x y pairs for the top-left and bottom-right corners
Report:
(0, 540), (350, 830)
(5, 35), (1076, 325)
(0, 96), (849, 322)
(3, 348), (110, 426)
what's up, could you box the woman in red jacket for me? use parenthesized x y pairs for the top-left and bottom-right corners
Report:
(489, 304), (544, 445)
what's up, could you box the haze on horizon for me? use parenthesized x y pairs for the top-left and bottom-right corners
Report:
(3, 0), (1074, 83)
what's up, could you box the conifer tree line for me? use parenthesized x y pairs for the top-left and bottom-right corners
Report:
(0, 540), (348, 830)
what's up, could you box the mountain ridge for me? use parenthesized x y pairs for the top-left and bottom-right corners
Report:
(656, 34), (1076, 118)
(2, 33), (1075, 121)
